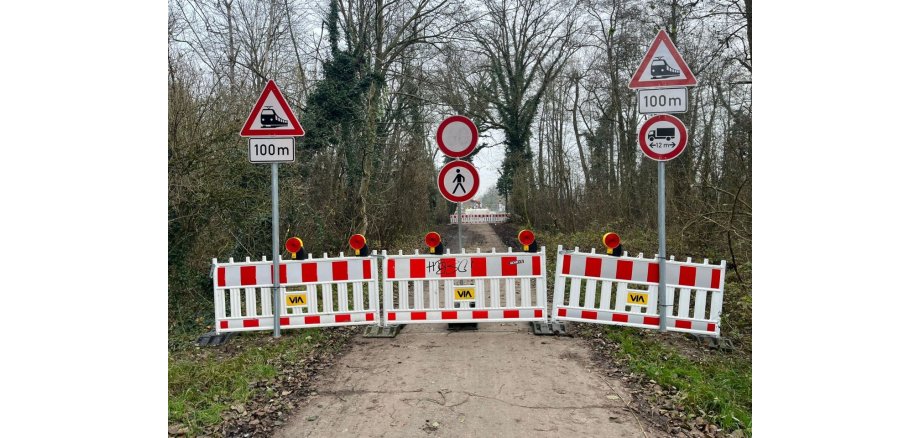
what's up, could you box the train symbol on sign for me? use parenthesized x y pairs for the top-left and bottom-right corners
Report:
(647, 127), (675, 142)
(650, 57), (681, 79)
(260, 106), (289, 128)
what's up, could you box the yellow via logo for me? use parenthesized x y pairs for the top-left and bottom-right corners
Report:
(627, 292), (648, 306)
(454, 286), (476, 301)
(286, 293), (307, 307)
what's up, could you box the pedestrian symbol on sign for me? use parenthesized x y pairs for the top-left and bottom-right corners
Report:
(438, 160), (479, 203)
(452, 169), (467, 194)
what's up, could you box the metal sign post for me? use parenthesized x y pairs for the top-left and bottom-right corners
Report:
(630, 30), (698, 334)
(271, 163), (281, 338)
(240, 79), (305, 339)
(458, 202), (463, 250)
(657, 161), (667, 332)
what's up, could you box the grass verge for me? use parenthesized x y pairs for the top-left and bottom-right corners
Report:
(168, 329), (329, 435)
(606, 327), (752, 434)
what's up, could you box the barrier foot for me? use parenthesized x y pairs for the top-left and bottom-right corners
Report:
(197, 331), (234, 347)
(531, 321), (570, 336)
(447, 323), (479, 331)
(363, 325), (402, 338)
(692, 334), (732, 351)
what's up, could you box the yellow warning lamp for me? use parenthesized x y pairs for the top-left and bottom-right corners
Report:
(425, 232), (442, 254)
(285, 237), (304, 259)
(518, 229), (535, 252)
(602, 232), (621, 255)
(349, 234), (367, 256)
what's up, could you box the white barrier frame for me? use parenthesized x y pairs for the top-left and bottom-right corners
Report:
(449, 213), (511, 224)
(212, 252), (380, 334)
(381, 247), (548, 326)
(551, 246), (725, 337)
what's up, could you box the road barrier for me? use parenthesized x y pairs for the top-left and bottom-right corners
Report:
(551, 246), (725, 336)
(208, 238), (726, 340)
(212, 252), (379, 333)
(381, 247), (548, 326)
(449, 213), (511, 224)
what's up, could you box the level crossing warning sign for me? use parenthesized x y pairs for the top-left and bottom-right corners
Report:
(629, 30), (697, 89)
(240, 80), (305, 137)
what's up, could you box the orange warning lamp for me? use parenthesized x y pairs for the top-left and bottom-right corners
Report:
(349, 234), (367, 256)
(285, 237), (304, 258)
(518, 229), (535, 252)
(602, 232), (621, 255)
(425, 232), (442, 254)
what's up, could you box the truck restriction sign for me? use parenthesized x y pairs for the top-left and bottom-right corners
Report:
(249, 137), (295, 163)
(638, 114), (687, 161)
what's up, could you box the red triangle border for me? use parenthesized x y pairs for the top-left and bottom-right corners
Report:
(240, 80), (305, 137)
(629, 30), (698, 89)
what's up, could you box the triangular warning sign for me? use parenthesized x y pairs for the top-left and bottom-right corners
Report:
(240, 80), (305, 137)
(629, 30), (697, 89)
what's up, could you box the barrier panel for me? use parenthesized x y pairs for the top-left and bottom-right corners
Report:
(381, 247), (548, 325)
(449, 213), (511, 224)
(551, 246), (725, 336)
(212, 252), (379, 333)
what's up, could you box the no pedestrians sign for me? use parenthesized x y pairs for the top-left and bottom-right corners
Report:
(438, 160), (479, 203)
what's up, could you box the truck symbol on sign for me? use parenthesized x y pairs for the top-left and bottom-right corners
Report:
(260, 106), (289, 128)
(648, 127), (675, 142)
(650, 57), (681, 79)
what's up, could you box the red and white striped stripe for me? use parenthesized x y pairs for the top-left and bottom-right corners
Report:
(559, 252), (722, 290)
(218, 311), (376, 331)
(387, 308), (544, 323)
(386, 254), (542, 280)
(553, 307), (717, 333)
(216, 258), (373, 288)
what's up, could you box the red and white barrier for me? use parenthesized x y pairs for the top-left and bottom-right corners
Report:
(381, 247), (548, 325)
(551, 246), (725, 336)
(212, 252), (379, 333)
(449, 213), (511, 224)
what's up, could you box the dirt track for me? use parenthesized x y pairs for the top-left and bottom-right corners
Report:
(276, 224), (664, 437)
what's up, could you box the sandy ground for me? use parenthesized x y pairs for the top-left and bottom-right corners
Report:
(276, 225), (665, 438)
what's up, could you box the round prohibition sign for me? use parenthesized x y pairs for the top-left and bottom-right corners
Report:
(638, 114), (688, 161)
(436, 115), (478, 158)
(438, 160), (480, 203)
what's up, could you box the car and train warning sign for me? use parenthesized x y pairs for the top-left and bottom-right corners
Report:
(629, 30), (697, 90)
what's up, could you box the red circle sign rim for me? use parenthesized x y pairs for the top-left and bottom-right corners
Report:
(436, 115), (478, 158)
(437, 160), (480, 203)
(349, 234), (366, 250)
(638, 114), (688, 161)
(518, 230), (535, 246)
(425, 232), (441, 247)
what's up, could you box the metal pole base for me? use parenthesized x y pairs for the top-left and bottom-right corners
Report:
(363, 325), (402, 338)
(531, 321), (570, 336)
(196, 331), (234, 347)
